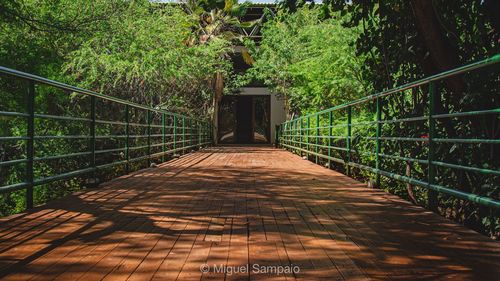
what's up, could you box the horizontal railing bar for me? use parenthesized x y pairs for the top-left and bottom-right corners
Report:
(95, 135), (127, 139)
(0, 140), (210, 194)
(127, 122), (151, 127)
(281, 143), (345, 164)
(351, 120), (377, 126)
(285, 124), (348, 131)
(95, 134), (172, 139)
(0, 136), (29, 141)
(433, 161), (500, 175)
(96, 160), (128, 170)
(0, 66), (195, 120)
(95, 119), (127, 126)
(0, 182), (30, 193)
(432, 108), (500, 119)
(34, 135), (90, 140)
(0, 158), (28, 167)
(281, 139), (349, 151)
(294, 55), (500, 120)
(283, 138), (499, 175)
(281, 135), (346, 139)
(364, 136), (427, 142)
(0, 111), (29, 118)
(35, 151), (92, 161)
(361, 136), (499, 144)
(280, 139), (500, 209)
(379, 116), (428, 124)
(378, 153), (428, 165)
(35, 113), (91, 122)
(95, 147), (126, 154)
(34, 167), (95, 186)
(346, 161), (500, 209)
(433, 138), (499, 144)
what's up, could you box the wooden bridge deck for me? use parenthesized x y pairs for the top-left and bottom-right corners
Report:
(0, 146), (498, 281)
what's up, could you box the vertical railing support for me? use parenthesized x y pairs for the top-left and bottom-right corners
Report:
(147, 110), (151, 166)
(375, 97), (382, 187)
(315, 114), (319, 163)
(182, 116), (186, 155)
(275, 124), (280, 148)
(26, 81), (35, 209)
(284, 122), (290, 150)
(125, 105), (130, 173)
(90, 95), (96, 184)
(306, 116), (310, 159)
(428, 82), (438, 212)
(173, 115), (177, 154)
(198, 121), (202, 149)
(162, 113), (166, 162)
(189, 119), (192, 150)
(328, 111), (332, 168)
(294, 120), (298, 153)
(300, 118), (303, 154)
(346, 106), (352, 176)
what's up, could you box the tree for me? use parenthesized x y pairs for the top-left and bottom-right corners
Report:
(182, 0), (256, 143)
(245, 7), (369, 115)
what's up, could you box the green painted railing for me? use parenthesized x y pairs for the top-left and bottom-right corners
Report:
(277, 55), (500, 209)
(0, 66), (212, 210)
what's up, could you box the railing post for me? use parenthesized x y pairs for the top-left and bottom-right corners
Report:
(375, 97), (382, 187)
(90, 95), (96, 184)
(182, 116), (186, 155)
(346, 106), (352, 176)
(26, 81), (35, 209)
(300, 118), (303, 154)
(125, 105), (130, 173)
(328, 111), (332, 168)
(147, 110), (151, 165)
(189, 119), (192, 150)
(198, 121), (201, 148)
(428, 82), (438, 212)
(275, 124), (279, 147)
(202, 121), (205, 146)
(315, 114), (319, 163)
(306, 116), (310, 159)
(294, 120), (298, 153)
(162, 112), (166, 162)
(283, 123), (288, 150)
(173, 115), (177, 154)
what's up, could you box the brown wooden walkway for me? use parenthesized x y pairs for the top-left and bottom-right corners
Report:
(0, 146), (498, 281)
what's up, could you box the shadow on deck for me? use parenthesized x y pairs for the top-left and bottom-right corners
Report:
(0, 146), (498, 281)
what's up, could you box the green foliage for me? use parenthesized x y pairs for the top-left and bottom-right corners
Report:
(65, 4), (231, 116)
(267, 1), (499, 238)
(0, 0), (233, 216)
(245, 7), (370, 114)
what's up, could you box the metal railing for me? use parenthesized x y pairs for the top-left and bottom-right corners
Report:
(0, 66), (212, 210)
(277, 55), (500, 209)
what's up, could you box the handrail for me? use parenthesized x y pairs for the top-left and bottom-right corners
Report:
(0, 66), (213, 211)
(295, 54), (500, 119)
(0, 66), (190, 119)
(277, 55), (500, 209)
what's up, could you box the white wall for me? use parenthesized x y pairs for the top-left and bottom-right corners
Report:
(239, 87), (286, 144)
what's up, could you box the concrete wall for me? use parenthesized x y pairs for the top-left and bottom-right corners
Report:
(239, 87), (287, 144)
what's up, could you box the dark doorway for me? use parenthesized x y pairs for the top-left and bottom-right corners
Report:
(236, 96), (253, 143)
(218, 95), (270, 144)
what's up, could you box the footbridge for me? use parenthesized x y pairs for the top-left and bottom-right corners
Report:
(0, 56), (499, 280)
